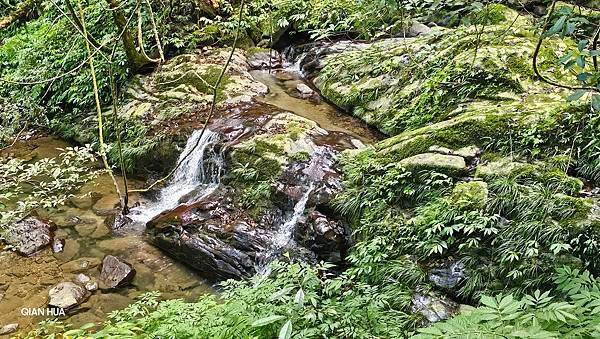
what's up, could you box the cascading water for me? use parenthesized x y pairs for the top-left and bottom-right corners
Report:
(256, 183), (315, 274)
(132, 129), (223, 223)
(272, 183), (315, 248)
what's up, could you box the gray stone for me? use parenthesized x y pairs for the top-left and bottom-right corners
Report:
(429, 261), (465, 289)
(52, 238), (65, 253)
(5, 217), (53, 256)
(0, 323), (18, 335)
(408, 22), (433, 37)
(296, 83), (314, 95)
(476, 159), (528, 179)
(428, 145), (480, 161)
(99, 255), (136, 289)
(85, 281), (98, 292)
(48, 282), (89, 310)
(411, 294), (458, 323)
(74, 273), (91, 285)
(247, 49), (282, 69)
(455, 146), (481, 161)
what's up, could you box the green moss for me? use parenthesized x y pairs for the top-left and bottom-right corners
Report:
(449, 181), (489, 209)
(289, 151), (310, 162)
(155, 65), (231, 99)
(245, 47), (269, 57)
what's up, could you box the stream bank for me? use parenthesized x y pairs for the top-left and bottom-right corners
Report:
(0, 50), (378, 336)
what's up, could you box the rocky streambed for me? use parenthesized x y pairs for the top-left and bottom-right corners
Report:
(0, 49), (379, 336)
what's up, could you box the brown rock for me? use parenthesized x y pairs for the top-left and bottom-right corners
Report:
(60, 257), (101, 273)
(99, 255), (136, 289)
(48, 282), (89, 310)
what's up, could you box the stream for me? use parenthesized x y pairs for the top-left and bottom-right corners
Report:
(0, 64), (376, 334)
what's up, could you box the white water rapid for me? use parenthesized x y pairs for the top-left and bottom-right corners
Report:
(132, 129), (223, 223)
(256, 183), (315, 274)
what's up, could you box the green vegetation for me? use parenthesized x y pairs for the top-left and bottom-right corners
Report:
(0, 145), (99, 238)
(2, 0), (600, 338)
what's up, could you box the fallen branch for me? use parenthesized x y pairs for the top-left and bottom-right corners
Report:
(532, 0), (600, 93)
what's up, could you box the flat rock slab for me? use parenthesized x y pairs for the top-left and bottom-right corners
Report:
(400, 153), (467, 174)
(99, 255), (136, 289)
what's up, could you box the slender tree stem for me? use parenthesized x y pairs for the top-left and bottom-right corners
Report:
(79, 2), (124, 211)
(130, 0), (246, 193)
(532, 0), (599, 92)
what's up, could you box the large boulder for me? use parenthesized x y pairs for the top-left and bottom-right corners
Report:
(296, 211), (350, 263)
(4, 217), (54, 256)
(148, 187), (270, 280)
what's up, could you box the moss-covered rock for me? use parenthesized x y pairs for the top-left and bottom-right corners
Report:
(59, 48), (269, 175)
(400, 153), (468, 176)
(313, 4), (576, 138)
(449, 181), (489, 209)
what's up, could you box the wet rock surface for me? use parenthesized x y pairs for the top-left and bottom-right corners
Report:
(412, 293), (459, 324)
(296, 211), (349, 263)
(247, 49), (283, 69)
(428, 261), (466, 289)
(99, 255), (136, 289)
(148, 186), (271, 280)
(145, 103), (359, 280)
(5, 217), (54, 256)
(48, 282), (90, 310)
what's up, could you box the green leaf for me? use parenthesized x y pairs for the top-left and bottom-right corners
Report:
(295, 288), (305, 307)
(592, 94), (600, 111)
(547, 15), (566, 36)
(251, 315), (286, 327)
(269, 287), (293, 301)
(279, 320), (292, 339)
(576, 55), (585, 68)
(480, 295), (498, 308)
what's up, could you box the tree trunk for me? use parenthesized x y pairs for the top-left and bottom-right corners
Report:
(0, 0), (35, 30)
(105, 0), (151, 73)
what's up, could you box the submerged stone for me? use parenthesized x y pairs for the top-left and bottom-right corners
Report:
(0, 323), (18, 335)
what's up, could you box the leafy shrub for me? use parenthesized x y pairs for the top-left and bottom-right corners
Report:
(414, 267), (600, 338)
(0, 145), (99, 237)
(33, 261), (418, 338)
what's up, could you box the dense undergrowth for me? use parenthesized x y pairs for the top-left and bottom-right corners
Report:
(1, 0), (600, 338)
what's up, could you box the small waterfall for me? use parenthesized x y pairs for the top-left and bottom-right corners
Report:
(132, 129), (222, 223)
(257, 183), (315, 274)
(272, 183), (314, 248)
